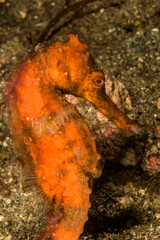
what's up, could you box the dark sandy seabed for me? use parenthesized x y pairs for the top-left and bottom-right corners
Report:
(0, 0), (160, 239)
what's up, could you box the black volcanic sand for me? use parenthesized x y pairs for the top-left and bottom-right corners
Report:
(0, 1), (160, 239)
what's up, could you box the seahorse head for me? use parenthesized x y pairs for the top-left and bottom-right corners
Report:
(39, 34), (140, 136)
(43, 34), (104, 95)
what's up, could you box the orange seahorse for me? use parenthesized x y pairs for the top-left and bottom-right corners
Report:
(4, 34), (141, 240)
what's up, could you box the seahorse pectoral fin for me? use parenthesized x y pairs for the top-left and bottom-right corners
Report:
(86, 92), (141, 137)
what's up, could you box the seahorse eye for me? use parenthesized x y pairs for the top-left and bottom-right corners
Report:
(96, 79), (102, 84)
(93, 77), (104, 87)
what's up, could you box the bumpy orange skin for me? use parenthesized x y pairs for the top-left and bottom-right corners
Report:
(5, 35), (102, 240)
(4, 34), (140, 240)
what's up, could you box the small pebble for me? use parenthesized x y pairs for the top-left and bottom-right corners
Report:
(157, 98), (160, 110)
(120, 148), (138, 166)
(154, 123), (160, 138)
(0, 215), (4, 221)
(151, 28), (159, 34)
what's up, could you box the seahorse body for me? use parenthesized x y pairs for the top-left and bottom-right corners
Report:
(4, 34), (140, 240)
